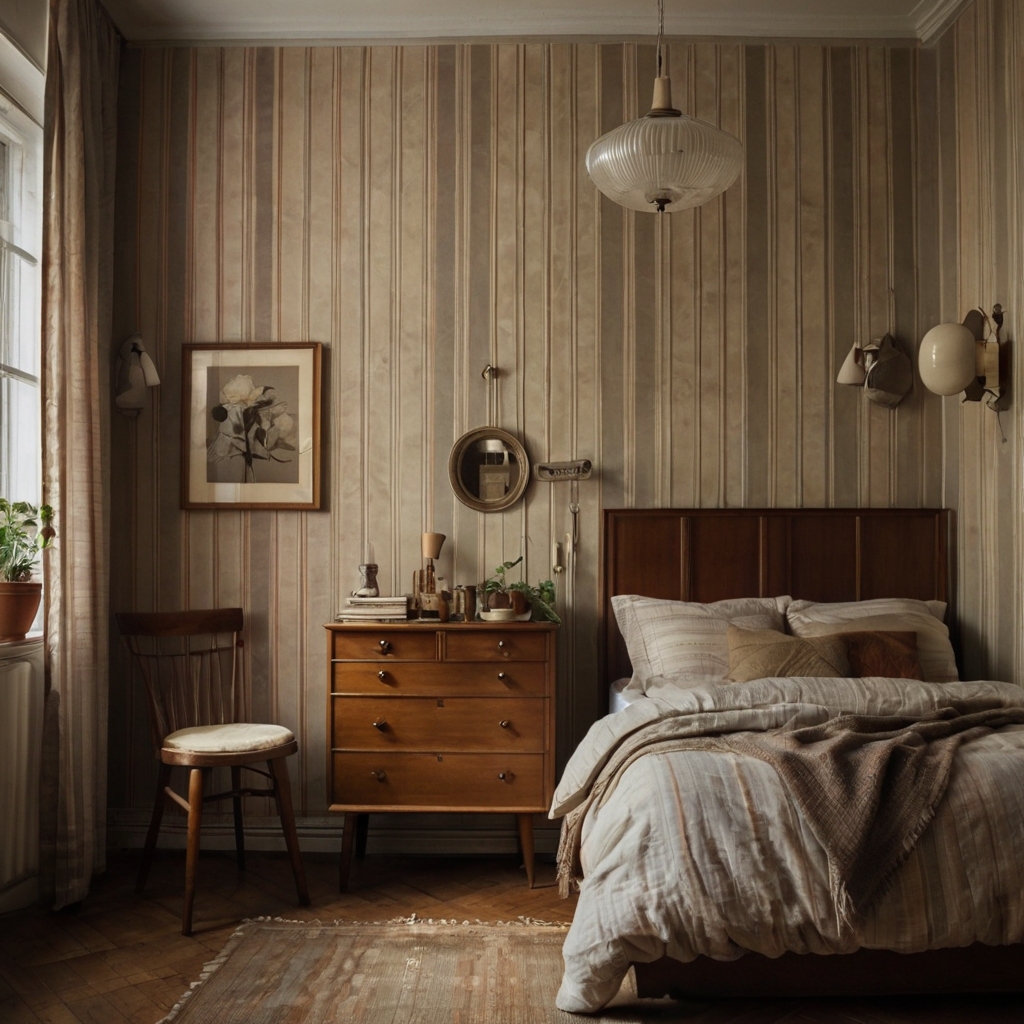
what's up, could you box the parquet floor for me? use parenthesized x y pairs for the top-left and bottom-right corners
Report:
(0, 849), (1020, 1024)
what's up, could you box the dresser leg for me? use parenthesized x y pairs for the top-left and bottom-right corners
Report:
(517, 813), (535, 888)
(355, 813), (369, 860)
(340, 813), (358, 892)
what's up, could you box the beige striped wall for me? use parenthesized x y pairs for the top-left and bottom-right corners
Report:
(935, 0), (1024, 687)
(109, 38), (949, 833)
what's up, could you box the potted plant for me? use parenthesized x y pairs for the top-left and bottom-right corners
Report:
(481, 557), (560, 623)
(0, 499), (55, 642)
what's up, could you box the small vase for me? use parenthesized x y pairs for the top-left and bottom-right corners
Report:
(0, 581), (42, 642)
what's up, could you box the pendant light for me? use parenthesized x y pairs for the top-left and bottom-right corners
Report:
(586, 0), (744, 213)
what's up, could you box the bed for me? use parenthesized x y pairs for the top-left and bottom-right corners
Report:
(553, 508), (1024, 1012)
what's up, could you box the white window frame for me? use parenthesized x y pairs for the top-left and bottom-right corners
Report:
(0, 31), (43, 508)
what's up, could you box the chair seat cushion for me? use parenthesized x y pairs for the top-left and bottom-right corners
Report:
(163, 723), (294, 754)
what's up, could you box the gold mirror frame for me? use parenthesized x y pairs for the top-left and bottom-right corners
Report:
(448, 427), (530, 513)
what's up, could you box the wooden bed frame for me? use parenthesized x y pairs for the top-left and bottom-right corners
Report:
(598, 508), (1024, 998)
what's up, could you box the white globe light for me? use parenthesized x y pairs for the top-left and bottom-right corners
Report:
(918, 323), (978, 396)
(586, 112), (744, 214)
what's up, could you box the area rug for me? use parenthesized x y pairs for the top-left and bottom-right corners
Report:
(161, 917), (686, 1023)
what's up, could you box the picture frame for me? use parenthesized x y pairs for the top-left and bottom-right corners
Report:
(181, 342), (322, 509)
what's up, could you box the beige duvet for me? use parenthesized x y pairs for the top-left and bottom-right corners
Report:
(549, 677), (1024, 1013)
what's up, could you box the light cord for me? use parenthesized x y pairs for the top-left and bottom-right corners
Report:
(656, 0), (665, 77)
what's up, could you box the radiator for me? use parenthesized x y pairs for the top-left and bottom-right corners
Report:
(0, 636), (44, 912)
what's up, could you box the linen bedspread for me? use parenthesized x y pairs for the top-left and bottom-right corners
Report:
(550, 677), (1024, 1013)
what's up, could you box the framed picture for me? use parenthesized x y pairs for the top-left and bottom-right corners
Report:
(181, 342), (322, 509)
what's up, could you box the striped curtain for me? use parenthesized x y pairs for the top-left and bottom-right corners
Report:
(40, 0), (120, 908)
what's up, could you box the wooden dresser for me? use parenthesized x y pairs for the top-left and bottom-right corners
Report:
(325, 621), (557, 888)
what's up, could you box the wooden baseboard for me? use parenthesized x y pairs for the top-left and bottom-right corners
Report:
(106, 810), (562, 856)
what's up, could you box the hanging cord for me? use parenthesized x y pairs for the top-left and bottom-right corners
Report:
(656, 0), (665, 77)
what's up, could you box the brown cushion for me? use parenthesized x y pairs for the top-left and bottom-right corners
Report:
(840, 630), (923, 680)
(726, 626), (850, 683)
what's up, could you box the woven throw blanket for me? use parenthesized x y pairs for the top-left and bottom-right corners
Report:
(557, 697), (1024, 923)
(721, 703), (1024, 924)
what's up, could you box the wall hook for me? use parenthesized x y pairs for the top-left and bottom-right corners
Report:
(481, 364), (498, 381)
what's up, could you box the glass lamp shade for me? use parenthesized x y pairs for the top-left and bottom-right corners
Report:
(586, 111), (744, 213)
(919, 322), (978, 395)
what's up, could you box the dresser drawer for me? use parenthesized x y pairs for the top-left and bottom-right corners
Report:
(332, 752), (545, 810)
(445, 630), (548, 662)
(331, 661), (547, 697)
(332, 630), (437, 662)
(332, 696), (545, 752)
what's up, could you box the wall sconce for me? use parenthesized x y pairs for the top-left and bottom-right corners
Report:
(919, 305), (1004, 408)
(836, 334), (913, 408)
(114, 333), (161, 415)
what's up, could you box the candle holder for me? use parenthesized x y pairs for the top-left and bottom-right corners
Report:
(352, 563), (379, 598)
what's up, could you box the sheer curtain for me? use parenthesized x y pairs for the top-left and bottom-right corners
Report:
(41, 0), (120, 908)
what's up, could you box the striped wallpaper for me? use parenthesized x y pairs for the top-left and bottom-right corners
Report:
(109, 36), (951, 835)
(938, 0), (1024, 686)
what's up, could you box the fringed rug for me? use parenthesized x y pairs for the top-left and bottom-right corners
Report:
(161, 917), (684, 1023)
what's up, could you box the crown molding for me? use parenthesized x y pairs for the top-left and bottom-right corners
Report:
(913, 0), (973, 45)
(101, 1), (972, 46)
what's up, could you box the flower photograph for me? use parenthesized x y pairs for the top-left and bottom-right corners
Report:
(182, 342), (322, 509)
(205, 366), (300, 484)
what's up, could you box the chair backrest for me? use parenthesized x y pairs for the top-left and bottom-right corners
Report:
(116, 608), (247, 747)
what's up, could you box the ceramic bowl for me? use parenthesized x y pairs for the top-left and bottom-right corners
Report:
(479, 608), (516, 622)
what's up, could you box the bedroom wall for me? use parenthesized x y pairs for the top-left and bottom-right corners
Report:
(935, 0), (1024, 684)
(108, 39), (945, 844)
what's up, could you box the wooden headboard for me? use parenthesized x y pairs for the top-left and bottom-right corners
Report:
(601, 508), (949, 685)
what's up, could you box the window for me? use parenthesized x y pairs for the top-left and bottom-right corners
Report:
(0, 87), (43, 505)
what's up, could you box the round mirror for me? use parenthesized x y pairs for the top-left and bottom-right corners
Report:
(448, 427), (530, 512)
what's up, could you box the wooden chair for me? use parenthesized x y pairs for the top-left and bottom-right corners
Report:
(116, 608), (310, 935)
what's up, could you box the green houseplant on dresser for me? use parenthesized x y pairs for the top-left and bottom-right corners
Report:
(481, 556), (560, 622)
(0, 500), (55, 642)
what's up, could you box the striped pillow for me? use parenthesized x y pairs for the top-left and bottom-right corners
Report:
(612, 594), (790, 688)
(786, 599), (957, 683)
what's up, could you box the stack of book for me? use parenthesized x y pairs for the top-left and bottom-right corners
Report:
(336, 596), (410, 622)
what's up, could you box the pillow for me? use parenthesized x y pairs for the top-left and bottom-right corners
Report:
(786, 596), (947, 625)
(786, 599), (958, 683)
(726, 626), (849, 682)
(842, 630), (923, 680)
(612, 594), (790, 687)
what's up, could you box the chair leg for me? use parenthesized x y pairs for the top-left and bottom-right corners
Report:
(230, 766), (246, 871)
(183, 767), (205, 936)
(339, 812), (357, 892)
(137, 762), (172, 894)
(268, 756), (310, 907)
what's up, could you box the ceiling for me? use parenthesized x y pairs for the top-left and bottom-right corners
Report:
(102, 0), (969, 46)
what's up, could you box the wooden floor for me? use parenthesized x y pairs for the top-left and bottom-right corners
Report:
(1, 848), (1021, 1023)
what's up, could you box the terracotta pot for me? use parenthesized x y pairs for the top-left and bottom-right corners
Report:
(487, 590), (511, 610)
(509, 591), (529, 616)
(0, 581), (42, 642)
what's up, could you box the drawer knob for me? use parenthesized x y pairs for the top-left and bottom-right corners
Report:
(378, 670), (388, 682)
(497, 640), (506, 649)
(372, 718), (388, 731)
(378, 639), (392, 654)
(497, 671), (507, 682)
(497, 771), (515, 782)
(370, 769), (387, 782)
(499, 719), (511, 729)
